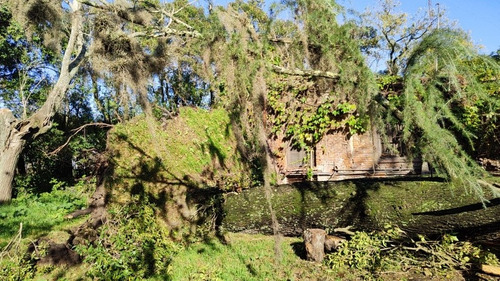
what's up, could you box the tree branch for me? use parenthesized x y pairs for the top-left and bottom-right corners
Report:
(81, 0), (201, 38)
(270, 65), (340, 80)
(333, 225), (355, 236)
(49, 122), (114, 156)
(127, 28), (201, 39)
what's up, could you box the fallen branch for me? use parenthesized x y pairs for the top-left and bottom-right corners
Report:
(49, 122), (113, 156)
(0, 223), (22, 260)
(65, 208), (93, 219)
(333, 225), (355, 236)
(270, 65), (340, 80)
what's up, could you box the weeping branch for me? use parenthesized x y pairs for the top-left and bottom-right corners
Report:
(80, 0), (201, 38)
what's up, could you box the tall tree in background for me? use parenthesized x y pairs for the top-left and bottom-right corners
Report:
(0, 0), (201, 202)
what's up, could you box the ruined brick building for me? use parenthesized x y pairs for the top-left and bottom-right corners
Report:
(272, 126), (429, 184)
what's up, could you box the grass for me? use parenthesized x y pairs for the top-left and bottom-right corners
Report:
(0, 181), (92, 280)
(169, 233), (337, 281)
(0, 181), (89, 247)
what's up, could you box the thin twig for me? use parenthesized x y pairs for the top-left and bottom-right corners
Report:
(0, 223), (22, 260)
(49, 122), (113, 156)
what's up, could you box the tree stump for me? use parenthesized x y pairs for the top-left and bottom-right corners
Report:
(303, 228), (326, 262)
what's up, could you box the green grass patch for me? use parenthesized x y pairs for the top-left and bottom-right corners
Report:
(0, 180), (91, 280)
(169, 233), (334, 281)
(0, 180), (89, 247)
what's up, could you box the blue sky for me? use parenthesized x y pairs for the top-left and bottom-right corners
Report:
(212, 0), (500, 55)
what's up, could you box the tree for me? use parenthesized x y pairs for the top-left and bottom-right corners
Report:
(376, 29), (500, 200)
(358, 1), (500, 199)
(0, 0), (86, 202)
(363, 0), (440, 75)
(0, 0), (201, 202)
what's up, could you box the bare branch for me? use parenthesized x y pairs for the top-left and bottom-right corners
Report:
(49, 123), (114, 156)
(333, 225), (355, 236)
(128, 28), (201, 39)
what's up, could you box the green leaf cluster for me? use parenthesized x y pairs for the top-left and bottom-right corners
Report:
(326, 226), (499, 279)
(269, 84), (364, 149)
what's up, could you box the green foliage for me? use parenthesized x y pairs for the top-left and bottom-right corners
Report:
(458, 54), (500, 158)
(326, 226), (400, 274)
(0, 180), (88, 244)
(326, 226), (499, 279)
(77, 198), (179, 280)
(377, 29), (500, 199)
(13, 116), (107, 195)
(0, 5), (24, 76)
(14, 126), (70, 194)
(268, 79), (366, 149)
(0, 252), (35, 281)
(0, 3), (58, 117)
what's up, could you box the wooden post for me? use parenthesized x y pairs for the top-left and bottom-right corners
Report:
(303, 228), (326, 262)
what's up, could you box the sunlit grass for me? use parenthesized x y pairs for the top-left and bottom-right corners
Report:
(169, 233), (335, 281)
(0, 181), (89, 247)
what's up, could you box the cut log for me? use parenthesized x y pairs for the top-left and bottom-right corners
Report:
(481, 264), (500, 276)
(303, 229), (326, 262)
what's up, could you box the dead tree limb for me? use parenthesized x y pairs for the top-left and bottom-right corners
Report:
(49, 122), (113, 156)
(334, 225), (356, 236)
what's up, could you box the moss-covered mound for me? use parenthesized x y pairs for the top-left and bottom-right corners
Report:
(106, 108), (251, 235)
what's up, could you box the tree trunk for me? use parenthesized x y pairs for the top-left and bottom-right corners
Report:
(222, 179), (500, 244)
(0, 1), (85, 202)
(0, 139), (25, 202)
(0, 110), (25, 202)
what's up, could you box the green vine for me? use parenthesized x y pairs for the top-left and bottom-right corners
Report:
(268, 78), (367, 150)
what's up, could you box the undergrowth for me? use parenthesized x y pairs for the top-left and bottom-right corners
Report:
(0, 179), (90, 280)
(76, 197), (179, 280)
(0, 179), (88, 245)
